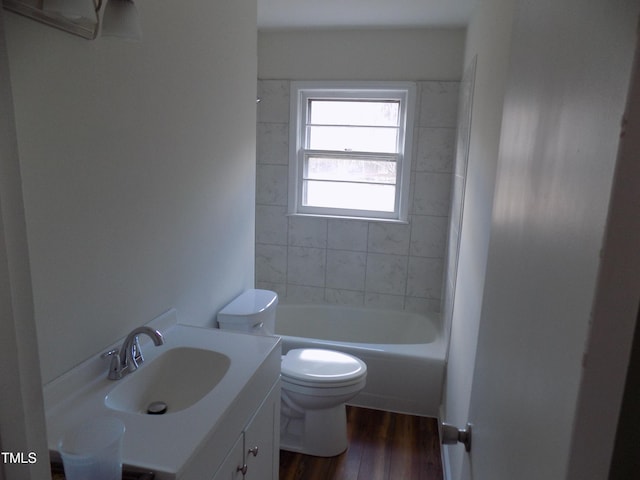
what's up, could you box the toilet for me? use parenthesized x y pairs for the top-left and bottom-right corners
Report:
(217, 289), (367, 457)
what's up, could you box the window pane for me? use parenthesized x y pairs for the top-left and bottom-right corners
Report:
(309, 100), (400, 127)
(304, 181), (396, 212)
(307, 125), (398, 153)
(306, 156), (397, 184)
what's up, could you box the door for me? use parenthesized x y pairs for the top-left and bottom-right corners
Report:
(211, 434), (244, 480)
(457, 1), (640, 479)
(244, 382), (280, 480)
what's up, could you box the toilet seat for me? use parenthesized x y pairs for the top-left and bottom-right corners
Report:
(281, 348), (367, 388)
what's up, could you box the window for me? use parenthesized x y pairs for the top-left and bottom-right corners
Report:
(289, 82), (416, 221)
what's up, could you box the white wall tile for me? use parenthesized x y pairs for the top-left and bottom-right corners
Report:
(288, 216), (327, 248)
(365, 253), (408, 295)
(406, 257), (443, 299)
(368, 222), (411, 255)
(325, 288), (365, 306)
(410, 215), (448, 258)
(255, 244), (287, 283)
(418, 81), (459, 128)
(415, 127), (455, 172)
(326, 250), (366, 290)
(327, 219), (368, 251)
(256, 164), (288, 206)
(284, 284), (325, 304)
(408, 171), (416, 216)
(287, 246), (326, 287)
(257, 123), (289, 165)
(257, 80), (290, 123)
(256, 205), (288, 245)
(412, 172), (452, 216)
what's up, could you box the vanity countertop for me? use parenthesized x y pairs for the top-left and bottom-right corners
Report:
(44, 311), (281, 479)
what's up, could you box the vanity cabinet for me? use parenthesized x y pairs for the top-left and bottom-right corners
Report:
(212, 381), (280, 480)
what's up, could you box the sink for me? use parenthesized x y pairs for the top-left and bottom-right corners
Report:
(44, 314), (282, 478)
(105, 347), (231, 415)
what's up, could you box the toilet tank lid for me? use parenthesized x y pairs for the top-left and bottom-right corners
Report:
(218, 289), (278, 317)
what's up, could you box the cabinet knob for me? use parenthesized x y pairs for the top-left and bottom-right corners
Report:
(247, 446), (259, 457)
(236, 464), (248, 475)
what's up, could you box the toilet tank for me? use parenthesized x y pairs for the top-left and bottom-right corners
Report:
(217, 289), (278, 335)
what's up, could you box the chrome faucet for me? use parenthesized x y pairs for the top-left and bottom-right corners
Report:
(102, 326), (164, 380)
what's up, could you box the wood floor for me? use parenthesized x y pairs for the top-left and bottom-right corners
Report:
(279, 406), (444, 480)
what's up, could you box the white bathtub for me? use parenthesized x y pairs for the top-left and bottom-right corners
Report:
(275, 304), (446, 417)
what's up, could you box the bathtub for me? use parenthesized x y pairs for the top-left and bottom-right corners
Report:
(275, 304), (446, 417)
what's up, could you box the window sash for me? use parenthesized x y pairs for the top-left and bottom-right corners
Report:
(302, 150), (400, 182)
(298, 151), (402, 218)
(307, 99), (401, 127)
(305, 125), (400, 153)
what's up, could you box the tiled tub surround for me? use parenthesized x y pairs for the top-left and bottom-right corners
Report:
(256, 80), (459, 314)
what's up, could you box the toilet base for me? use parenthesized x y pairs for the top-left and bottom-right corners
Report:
(280, 402), (348, 457)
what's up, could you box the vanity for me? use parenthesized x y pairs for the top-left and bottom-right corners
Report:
(44, 309), (281, 479)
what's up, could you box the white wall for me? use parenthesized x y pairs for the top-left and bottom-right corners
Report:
(0, 9), (49, 478)
(441, 0), (515, 477)
(5, 0), (258, 383)
(258, 28), (465, 80)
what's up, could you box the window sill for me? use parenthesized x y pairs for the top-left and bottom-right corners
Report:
(286, 212), (409, 225)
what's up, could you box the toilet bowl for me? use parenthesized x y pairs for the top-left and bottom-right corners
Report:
(279, 348), (366, 456)
(218, 290), (367, 457)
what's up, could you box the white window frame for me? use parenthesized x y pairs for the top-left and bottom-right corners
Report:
(288, 81), (416, 222)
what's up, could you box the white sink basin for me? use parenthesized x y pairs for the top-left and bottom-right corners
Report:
(105, 347), (231, 415)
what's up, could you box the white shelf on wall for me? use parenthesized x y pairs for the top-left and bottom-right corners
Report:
(2, 0), (99, 39)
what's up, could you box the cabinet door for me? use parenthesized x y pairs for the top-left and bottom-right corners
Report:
(244, 382), (280, 480)
(211, 434), (245, 480)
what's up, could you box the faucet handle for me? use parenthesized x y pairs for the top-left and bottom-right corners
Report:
(131, 337), (144, 369)
(101, 348), (119, 357)
(101, 348), (123, 380)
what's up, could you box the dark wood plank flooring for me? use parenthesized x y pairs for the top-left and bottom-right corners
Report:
(279, 406), (443, 480)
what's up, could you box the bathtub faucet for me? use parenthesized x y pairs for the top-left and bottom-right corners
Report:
(101, 326), (164, 380)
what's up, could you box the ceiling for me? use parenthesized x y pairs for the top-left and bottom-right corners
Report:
(257, 0), (476, 30)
